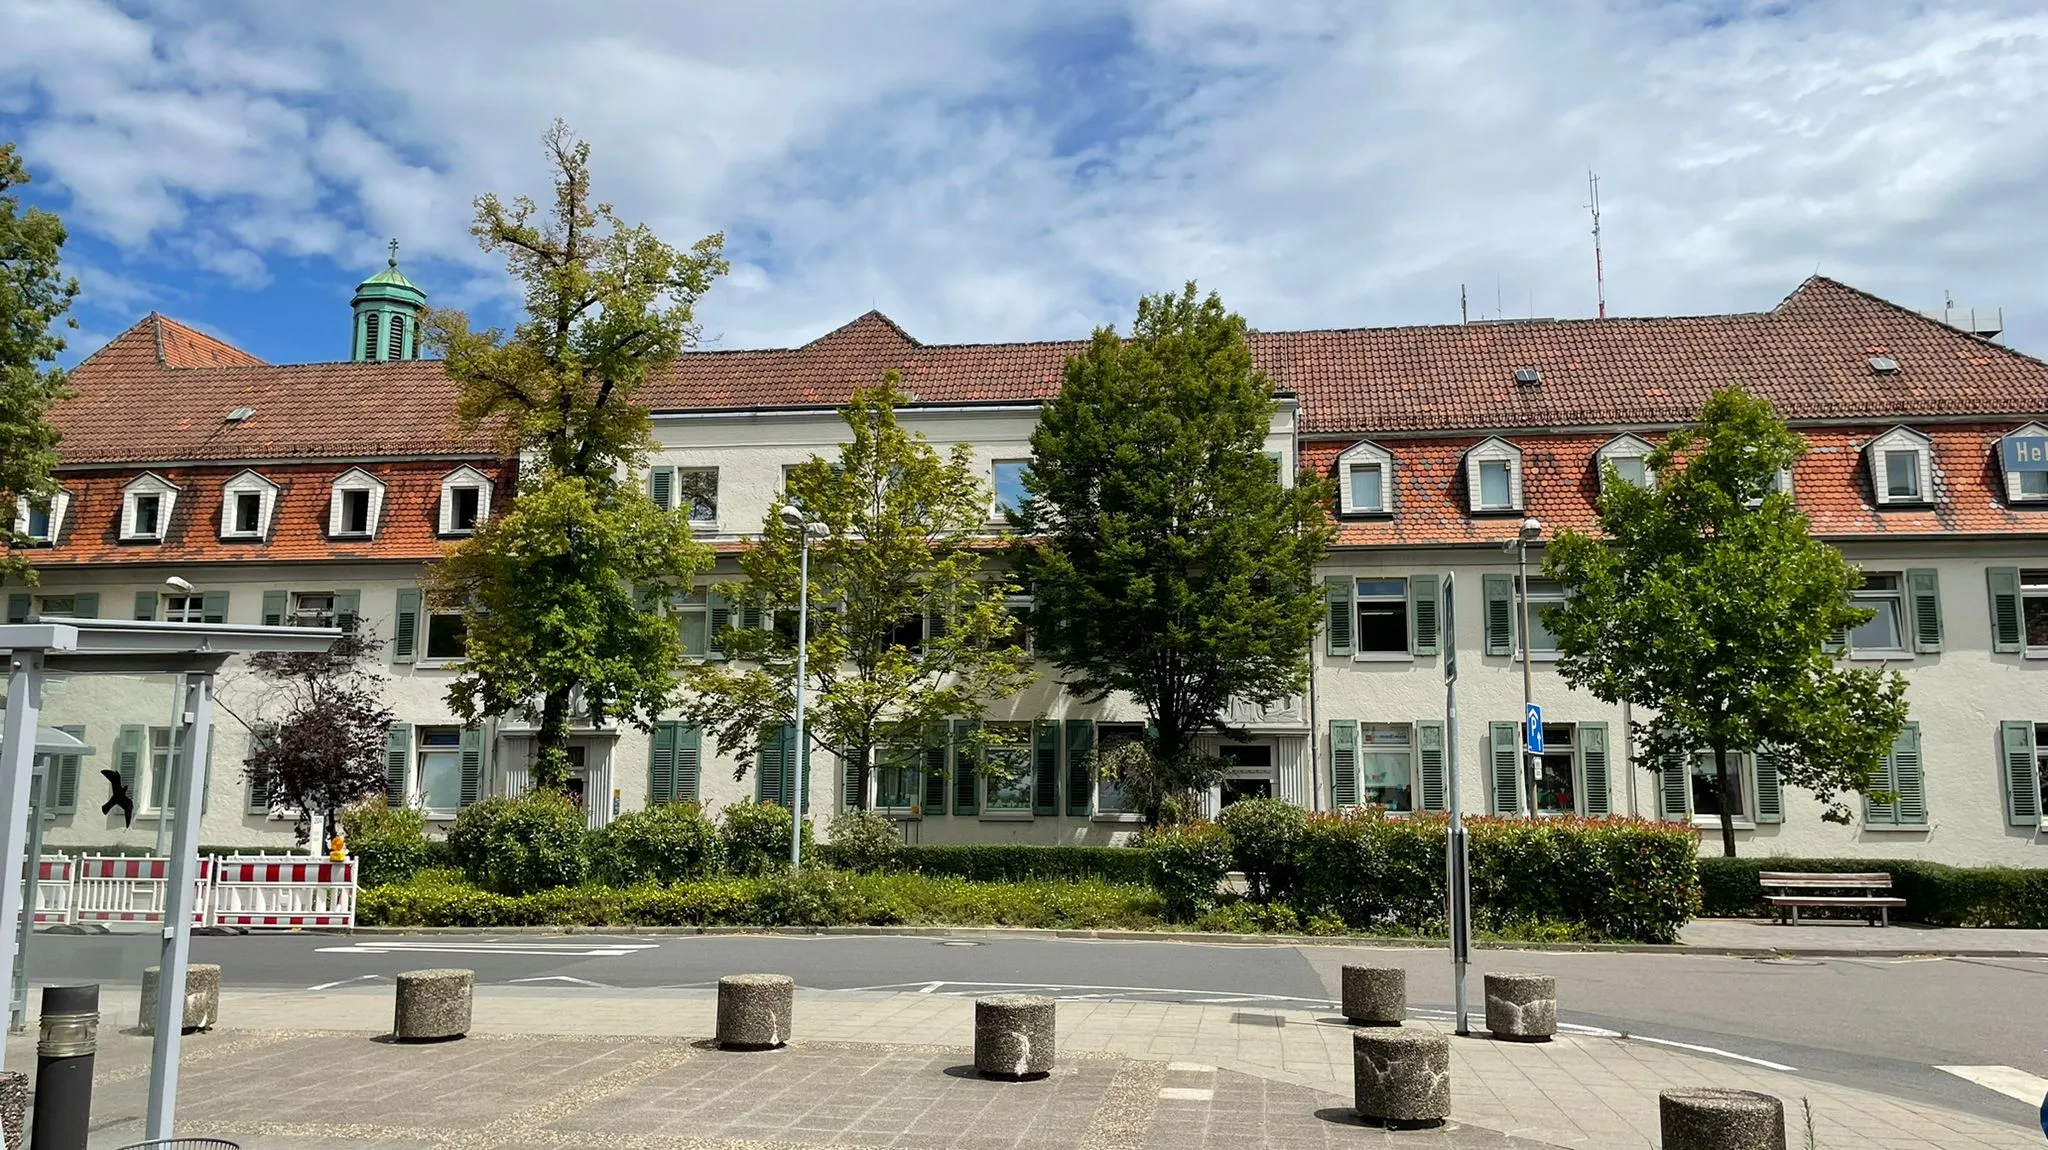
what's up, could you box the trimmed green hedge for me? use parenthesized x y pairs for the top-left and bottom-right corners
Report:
(359, 868), (1164, 930)
(1699, 857), (2048, 928)
(813, 842), (1152, 885)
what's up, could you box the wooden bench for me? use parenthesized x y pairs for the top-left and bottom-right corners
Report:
(1759, 872), (1908, 927)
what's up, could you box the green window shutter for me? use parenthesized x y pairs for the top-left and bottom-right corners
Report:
(1987, 567), (2023, 653)
(1416, 720), (1447, 812)
(2001, 720), (2040, 826)
(458, 726), (484, 808)
(261, 589), (288, 627)
(649, 466), (674, 509)
(1906, 569), (1941, 653)
(201, 591), (229, 624)
(335, 589), (362, 633)
(1863, 751), (1898, 826)
(1409, 574), (1440, 656)
(921, 723), (949, 815)
(676, 726), (702, 803)
(1892, 722), (1925, 826)
(6, 594), (28, 624)
(133, 591), (158, 621)
(246, 723), (277, 815)
(1065, 720), (1094, 817)
(1323, 576), (1354, 656)
(70, 592), (97, 619)
(1482, 574), (1514, 657)
(1033, 720), (1059, 816)
(842, 746), (863, 812)
(1753, 747), (1784, 824)
(384, 723), (412, 807)
(1657, 751), (1691, 821)
(952, 719), (980, 815)
(1579, 722), (1610, 816)
(392, 588), (420, 663)
(1823, 618), (1849, 654)
(116, 725), (144, 807)
(648, 723), (678, 806)
(740, 602), (765, 631)
(708, 593), (732, 655)
(1329, 719), (1359, 807)
(755, 725), (780, 804)
(53, 723), (83, 814)
(1488, 721), (1521, 814)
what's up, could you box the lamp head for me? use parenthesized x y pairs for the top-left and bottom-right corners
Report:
(778, 505), (806, 530)
(164, 575), (194, 592)
(1518, 517), (1543, 540)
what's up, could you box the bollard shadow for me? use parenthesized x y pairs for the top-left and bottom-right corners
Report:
(370, 1032), (465, 1045)
(1314, 1107), (1446, 1132)
(942, 1064), (1049, 1083)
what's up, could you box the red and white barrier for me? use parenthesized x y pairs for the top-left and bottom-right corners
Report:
(71, 856), (213, 926)
(32, 856), (73, 925)
(208, 855), (356, 928)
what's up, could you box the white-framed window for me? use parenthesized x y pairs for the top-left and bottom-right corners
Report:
(1596, 434), (1654, 490)
(677, 468), (717, 525)
(120, 473), (178, 542)
(1463, 438), (1523, 512)
(673, 589), (711, 657)
(2022, 569), (2048, 655)
(1866, 427), (1933, 506)
(291, 592), (337, 629)
(147, 726), (178, 814)
(992, 460), (1031, 517)
(1536, 724), (1576, 815)
(164, 594), (205, 624)
(417, 727), (464, 817)
(438, 466), (494, 536)
(36, 595), (77, 618)
(424, 611), (467, 662)
(1848, 573), (1908, 654)
(1093, 724), (1144, 815)
(1998, 424), (2048, 504)
(1519, 577), (1565, 656)
(14, 490), (70, 544)
(328, 468), (386, 538)
(1359, 723), (1415, 812)
(219, 470), (278, 540)
(980, 721), (1034, 814)
(1690, 750), (1751, 827)
(873, 744), (921, 813)
(1336, 440), (1393, 515)
(1354, 578), (1409, 655)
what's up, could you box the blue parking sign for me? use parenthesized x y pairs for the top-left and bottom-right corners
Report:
(1525, 705), (1543, 754)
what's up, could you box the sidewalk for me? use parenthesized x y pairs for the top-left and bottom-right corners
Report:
(1677, 917), (2048, 956)
(15, 985), (2036, 1150)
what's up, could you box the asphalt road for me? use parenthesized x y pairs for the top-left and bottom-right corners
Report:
(26, 929), (2048, 1131)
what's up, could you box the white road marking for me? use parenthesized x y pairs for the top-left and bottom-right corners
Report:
(509, 975), (610, 988)
(1936, 1065), (2048, 1105)
(1159, 1087), (1214, 1101)
(315, 941), (660, 958)
(306, 974), (383, 990)
(1626, 1035), (1796, 1072)
(1166, 1062), (1216, 1073)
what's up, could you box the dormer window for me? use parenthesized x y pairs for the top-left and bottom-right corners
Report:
(438, 466), (495, 536)
(219, 470), (279, 541)
(13, 490), (70, 545)
(1335, 440), (1394, 515)
(1464, 438), (1524, 513)
(1999, 424), (2048, 504)
(329, 468), (386, 538)
(1596, 435), (1654, 491)
(1866, 427), (1933, 507)
(120, 473), (179, 542)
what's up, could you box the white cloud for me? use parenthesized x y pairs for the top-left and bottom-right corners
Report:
(5, 0), (2048, 356)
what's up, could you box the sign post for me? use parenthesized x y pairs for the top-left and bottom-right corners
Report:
(1441, 574), (1473, 1036)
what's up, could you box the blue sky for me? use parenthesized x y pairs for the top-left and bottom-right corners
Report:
(5, 0), (2048, 366)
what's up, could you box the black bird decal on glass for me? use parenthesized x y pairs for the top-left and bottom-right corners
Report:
(100, 769), (135, 828)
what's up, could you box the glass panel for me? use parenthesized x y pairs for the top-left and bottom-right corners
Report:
(676, 469), (717, 522)
(1536, 751), (1574, 813)
(292, 593), (335, 628)
(1349, 465), (1382, 511)
(134, 495), (159, 536)
(1478, 460), (1511, 507)
(2024, 592), (2048, 649)
(677, 609), (708, 656)
(2022, 470), (2048, 498)
(1360, 750), (1413, 811)
(1609, 456), (1647, 487)
(36, 596), (74, 618)
(982, 724), (1033, 810)
(452, 487), (480, 530)
(420, 750), (462, 811)
(1850, 596), (1903, 650)
(165, 595), (203, 623)
(27, 505), (50, 538)
(992, 461), (1031, 516)
(1521, 581), (1565, 653)
(1691, 752), (1744, 819)
(1884, 450), (1921, 498)
(426, 613), (468, 660)
(234, 492), (261, 533)
(875, 748), (918, 809)
(150, 726), (174, 810)
(1355, 579), (1405, 598)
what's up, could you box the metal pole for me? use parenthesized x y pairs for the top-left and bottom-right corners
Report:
(31, 982), (97, 1150)
(1517, 540), (1536, 817)
(1441, 573), (1471, 1036)
(788, 533), (810, 869)
(145, 672), (213, 1140)
(11, 761), (48, 1033)
(0, 649), (47, 1077)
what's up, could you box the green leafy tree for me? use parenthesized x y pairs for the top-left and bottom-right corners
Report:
(1543, 386), (1910, 857)
(0, 142), (76, 583)
(681, 374), (1036, 806)
(1015, 284), (1334, 822)
(425, 120), (724, 786)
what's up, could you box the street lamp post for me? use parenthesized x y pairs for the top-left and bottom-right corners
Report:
(1504, 517), (1543, 816)
(780, 504), (824, 868)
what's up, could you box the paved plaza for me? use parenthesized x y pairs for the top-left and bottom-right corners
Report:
(4, 984), (2034, 1149)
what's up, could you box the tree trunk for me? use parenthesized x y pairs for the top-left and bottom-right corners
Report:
(1713, 744), (1738, 858)
(855, 743), (873, 812)
(535, 688), (573, 789)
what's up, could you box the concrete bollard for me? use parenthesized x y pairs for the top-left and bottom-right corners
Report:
(393, 968), (473, 1042)
(1483, 972), (1556, 1042)
(0, 1070), (22, 1150)
(974, 994), (1056, 1080)
(1340, 965), (1406, 1026)
(1352, 1028), (1450, 1127)
(137, 963), (220, 1034)
(1660, 1088), (1787, 1150)
(716, 974), (795, 1050)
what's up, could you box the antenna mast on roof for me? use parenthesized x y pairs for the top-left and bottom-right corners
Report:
(1460, 284), (1468, 324)
(1586, 170), (1606, 319)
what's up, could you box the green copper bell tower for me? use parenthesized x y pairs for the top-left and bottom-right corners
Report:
(350, 238), (427, 361)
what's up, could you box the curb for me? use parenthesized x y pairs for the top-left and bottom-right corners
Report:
(316, 923), (2048, 959)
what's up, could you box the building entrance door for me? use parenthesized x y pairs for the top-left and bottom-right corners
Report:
(1217, 744), (1275, 809)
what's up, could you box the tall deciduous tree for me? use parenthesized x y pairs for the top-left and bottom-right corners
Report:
(1015, 285), (1334, 822)
(0, 142), (76, 583)
(426, 120), (724, 786)
(241, 630), (396, 845)
(1544, 386), (1910, 857)
(681, 374), (1036, 806)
